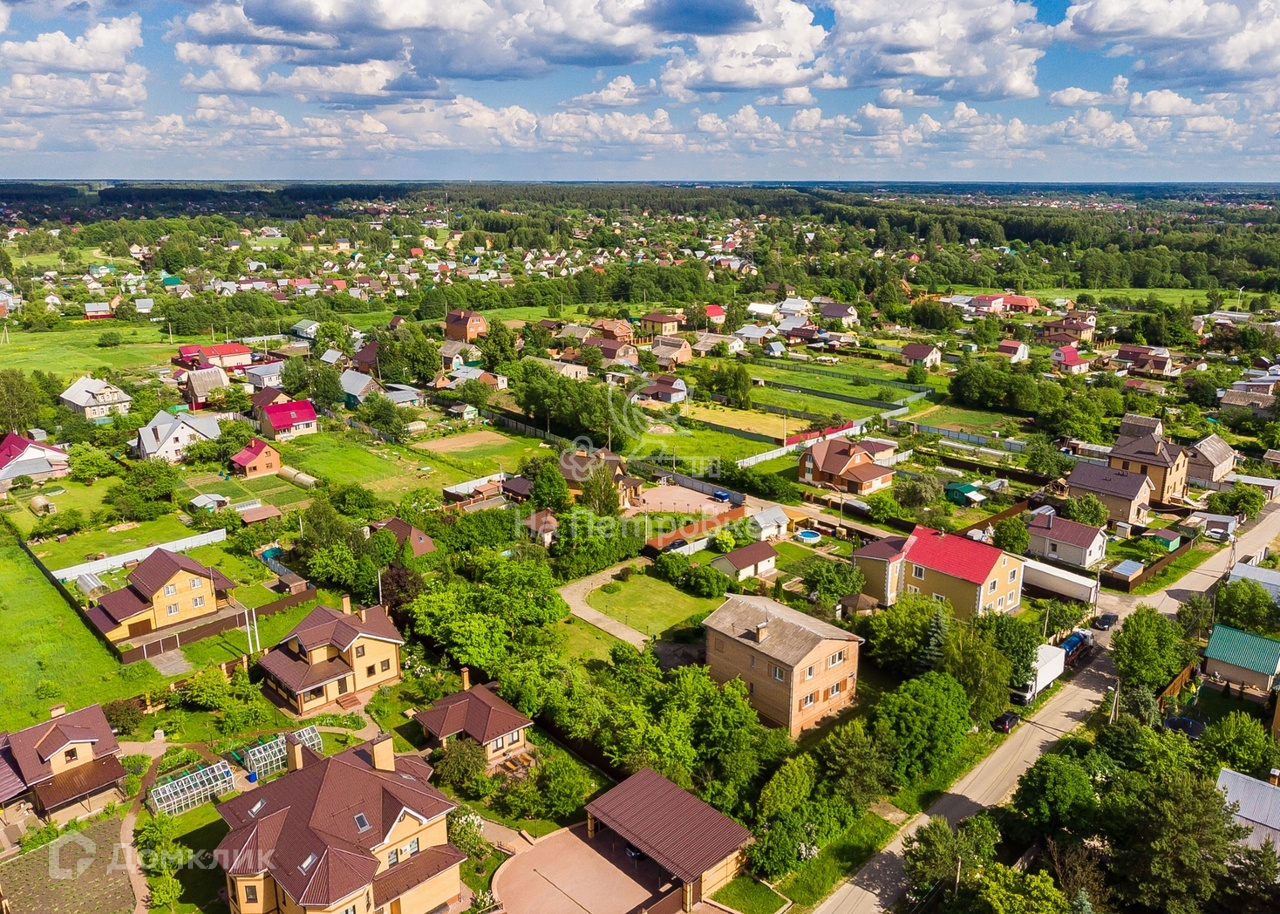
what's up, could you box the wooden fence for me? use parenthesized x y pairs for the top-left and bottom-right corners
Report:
(1100, 536), (1199, 594)
(1158, 658), (1201, 711)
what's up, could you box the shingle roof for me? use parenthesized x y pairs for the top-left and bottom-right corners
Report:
(2, 705), (118, 787)
(703, 595), (859, 667)
(230, 438), (274, 467)
(901, 343), (938, 360)
(1026, 513), (1105, 550)
(369, 517), (436, 557)
(1188, 433), (1236, 469)
(127, 548), (234, 599)
(1117, 413), (1163, 439)
(715, 541), (778, 571)
(585, 768), (752, 884)
(279, 605), (404, 654)
(1067, 462), (1153, 501)
(1110, 433), (1182, 468)
(414, 684), (532, 744)
(1205, 624), (1280, 676)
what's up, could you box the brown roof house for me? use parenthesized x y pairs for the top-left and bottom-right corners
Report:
(445, 309), (487, 342)
(711, 542), (778, 582)
(0, 704), (124, 818)
(259, 600), (404, 715)
(703, 595), (861, 738)
(522, 509), (560, 548)
(640, 313), (680, 335)
(1108, 433), (1187, 504)
(651, 335), (693, 369)
(1186, 433), (1238, 485)
(414, 674), (533, 773)
(1066, 462), (1153, 525)
(367, 516), (437, 561)
(216, 735), (464, 914)
(799, 437), (894, 495)
(88, 548), (235, 644)
(900, 343), (941, 368)
(585, 768), (752, 912)
(1026, 512), (1107, 569)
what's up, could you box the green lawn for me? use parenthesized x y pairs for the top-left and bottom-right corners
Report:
(0, 323), (180, 375)
(712, 876), (787, 914)
(637, 424), (776, 464)
(772, 540), (818, 571)
(558, 616), (625, 663)
(5, 480), (113, 535)
(774, 811), (897, 909)
(31, 514), (194, 571)
(278, 433), (428, 492)
(180, 587), (345, 669)
(585, 575), (723, 638)
(911, 404), (1022, 435)
(0, 529), (171, 731)
(173, 471), (309, 511)
(143, 802), (231, 914)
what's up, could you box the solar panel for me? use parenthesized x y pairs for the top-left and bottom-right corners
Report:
(149, 761), (235, 815)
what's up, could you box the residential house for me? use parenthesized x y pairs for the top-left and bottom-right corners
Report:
(229, 438), (280, 479)
(1066, 462), (1153, 525)
(734, 324), (775, 345)
(0, 704), (124, 818)
(83, 301), (111, 320)
(651, 335), (693, 369)
(88, 548), (235, 642)
(447, 403), (478, 421)
(289, 318), (320, 340)
(261, 400), (319, 441)
(1204, 624), (1280, 691)
(640, 312), (680, 335)
(819, 302), (859, 327)
(243, 361), (283, 391)
(1216, 768), (1280, 857)
(183, 366), (231, 409)
(384, 383), (425, 407)
(1115, 344), (1178, 378)
(593, 318), (634, 343)
(558, 449), (642, 509)
(1003, 294), (1041, 313)
(703, 594), (862, 738)
(1220, 389), (1276, 419)
(368, 516), (436, 559)
(414, 676), (534, 771)
(746, 506), (791, 541)
(440, 340), (481, 370)
(711, 542), (778, 582)
(444, 309), (487, 342)
(798, 437), (894, 495)
(522, 509), (560, 547)
(1052, 345), (1091, 375)
(1043, 318), (1095, 343)
(1026, 512), (1107, 569)
(200, 343), (253, 370)
(1108, 434), (1188, 503)
(0, 434), (70, 493)
(352, 340), (380, 375)
(853, 526), (1025, 618)
(447, 365), (508, 391)
(133, 410), (221, 463)
(692, 332), (745, 356)
(319, 348), (347, 369)
(900, 343), (941, 368)
(522, 356), (589, 380)
(341, 369), (385, 408)
(259, 601), (404, 714)
(1186, 433), (1238, 484)
(996, 340), (1030, 363)
(581, 336), (640, 368)
(704, 304), (726, 325)
(249, 387), (291, 421)
(631, 375), (687, 404)
(215, 735), (463, 914)
(585, 768), (752, 913)
(59, 376), (132, 420)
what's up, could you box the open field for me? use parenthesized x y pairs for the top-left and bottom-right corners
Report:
(0, 324), (181, 375)
(278, 433), (430, 493)
(0, 529), (169, 731)
(586, 575), (722, 638)
(30, 513), (193, 570)
(414, 428), (550, 479)
(910, 403), (1024, 435)
(2, 479), (114, 535)
(558, 615), (625, 663)
(638, 424), (773, 464)
(939, 284), (1213, 309)
(684, 401), (794, 438)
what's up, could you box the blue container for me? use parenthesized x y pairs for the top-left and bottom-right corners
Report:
(247, 771), (258, 783)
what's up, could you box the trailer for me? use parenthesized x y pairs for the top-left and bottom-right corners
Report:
(1059, 629), (1095, 667)
(1011, 643), (1067, 705)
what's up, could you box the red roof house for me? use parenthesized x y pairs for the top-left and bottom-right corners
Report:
(261, 400), (318, 441)
(229, 437), (280, 479)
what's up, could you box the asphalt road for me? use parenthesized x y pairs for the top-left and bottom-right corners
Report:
(815, 502), (1280, 914)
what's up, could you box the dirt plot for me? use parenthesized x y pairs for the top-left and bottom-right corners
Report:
(627, 484), (739, 516)
(413, 429), (511, 454)
(0, 817), (134, 914)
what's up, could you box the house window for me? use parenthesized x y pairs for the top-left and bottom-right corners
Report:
(381, 659), (391, 672)
(367, 666), (376, 678)
(749, 656), (755, 669)
(988, 580), (997, 593)
(907, 585), (919, 594)
(773, 665), (785, 682)
(997, 596), (1005, 609)
(64, 747), (78, 763)
(829, 650), (845, 668)
(192, 596), (205, 609)
(387, 849), (399, 866)
(1122, 461), (1130, 471)
(801, 693), (815, 709)
(508, 730), (521, 744)
(164, 583), (177, 596)
(912, 565), (925, 580)
(933, 593), (945, 603)
(806, 666), (815, 680)
(1048, 543), (1058, 555)
(491, 736), (505, 751)
(305, 688), (323, 701)
(166, 604), (180, 616)
(830, 680), (844, 697)
(355, 645), (366, 658)
(406, 838), (420, 856)
(189, 578), (202, 590)
(340, 905), (356, 914)
(243, 885), (258, 903)
(1008, 569), (1018, 583)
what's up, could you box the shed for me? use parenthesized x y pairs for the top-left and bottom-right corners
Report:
(710, 542), (778, 582)
(28, 494), (54, 515)
(1205, 624), (1280, 691)
(944, 482), (986, 506)
(585, 768), (752, 912)
(1217, 768), (1280, 856)
(1144, 528), (1181, 552)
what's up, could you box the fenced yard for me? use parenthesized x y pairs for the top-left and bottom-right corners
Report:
(28, 514), (193, 570)
(586, 575), (722, 639)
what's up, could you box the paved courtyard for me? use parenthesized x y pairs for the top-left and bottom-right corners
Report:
(626, 484), (739, 517)
(494, 825), (677, 914)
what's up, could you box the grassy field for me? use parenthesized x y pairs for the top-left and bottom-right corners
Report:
(30, 514), (194, 570)
(0, 529), (170, 731)
(712, 876), (787, 914)
(173, 471), (312, 512)
(772, 539), (818, 571)
(144, 802), (231, 914)
(638, 424), (775, 464)
(558, 616), (625, 662)
(278, 433), (431, 492)
(1128, 541), (1223, 597)
(586, 575), (723, 638)
(684, 401), (794, 438)
(775, 811), (897, 910)
(3, 479), (114, 535)
(910, 404), (1024, 435)
(0, 323), (181, 375)
(0, 815), (134, 914)
(939, 284), (1212, 309)
(412, 428), (552, 483)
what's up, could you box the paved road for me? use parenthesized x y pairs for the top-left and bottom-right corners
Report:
(816, 503), (1280, 914)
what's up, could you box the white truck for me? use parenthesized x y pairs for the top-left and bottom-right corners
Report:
(1011, 643), (1067, 705)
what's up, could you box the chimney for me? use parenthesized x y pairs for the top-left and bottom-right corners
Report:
(341, 594), (351, 614)
(370, 733), (395, 773)
(755, 620), (768, 643)
(1270, 769), (1279, 787)
(357, 608), (367, 623)
(461, 666), (471, 691)
(49, 704), (66, 719)
(285, 734), (305, 773)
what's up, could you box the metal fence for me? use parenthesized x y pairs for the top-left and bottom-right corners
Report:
(51, 529), (228, 581)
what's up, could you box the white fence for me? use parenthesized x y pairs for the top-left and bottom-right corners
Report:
(736, 421), (870, 469)
(51, 529), (228, 581)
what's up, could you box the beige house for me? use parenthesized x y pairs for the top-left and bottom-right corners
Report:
(89, 548), (235, 643)
(1108, 433), (1187, 503)
(59, 376), (132, 420)
(0, 704), (124, 819)
(414, 675), (534, 772)
(1204, 625), (1280, 691)
(1066, 462), (1154, 525)
(259, 600), (404, 714)
(703, 595), (862, 738)
(216, 735), (463, 914)
(854, 526), (1024, 619)
(652, 335), (693, 369)
(711, 542), (778, 582)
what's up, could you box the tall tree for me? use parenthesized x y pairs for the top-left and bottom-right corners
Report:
(0, 368), (40, 433)
(1111, 604), (1194, 692)
(579, 462), (620, 516)
(480, 319), (518, 371)
(939, 624), (1012, 725)
(873, 671), (971, 782)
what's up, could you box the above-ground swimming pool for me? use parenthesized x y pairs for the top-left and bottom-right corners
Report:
(796, 530), (821, 545)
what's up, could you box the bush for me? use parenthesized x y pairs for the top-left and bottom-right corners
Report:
(157, 747), (202, 775)
(436, 738), (487, 790)
(97, 330), (123, 347)
(179, 668), (232, 711)
(601, 581), (622, 595)
(309, 712), (365, 729)
(617, 565), (634, 582)
(104, 699), (144, 735)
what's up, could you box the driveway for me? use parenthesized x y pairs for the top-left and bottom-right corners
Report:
(494, 825), (677, 914)
(558, 560), (650, 650)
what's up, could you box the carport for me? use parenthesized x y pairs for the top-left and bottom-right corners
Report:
(585, 768), (752, 913)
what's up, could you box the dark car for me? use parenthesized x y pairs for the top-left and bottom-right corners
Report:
(1163, 717), (1207, 741)
(625, 844), (647, 860)
(993, 711), (1020, 733)
(1094, 612), (1119, 631)
(662, 538), (688, 552)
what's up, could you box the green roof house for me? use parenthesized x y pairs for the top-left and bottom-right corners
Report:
(1205, 624), (1280, 691)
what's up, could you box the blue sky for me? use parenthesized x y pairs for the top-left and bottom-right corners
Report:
(0, 0), (1274, 181)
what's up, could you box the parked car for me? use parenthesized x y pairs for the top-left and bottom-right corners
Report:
(1094, 612), (1119, 631)
(993, 711), (1020, 733)
(625, 844), (647, 860)
(1163, 717), (1207, 741)
(711, 489), (731, 502)
(662, 538), (687, 552)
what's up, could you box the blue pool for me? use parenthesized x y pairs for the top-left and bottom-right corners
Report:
(796, 530), (821, 545)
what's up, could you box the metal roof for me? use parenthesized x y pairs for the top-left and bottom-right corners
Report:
(1217, 768), (1280, 851)
(1205, 624), (1280, 676)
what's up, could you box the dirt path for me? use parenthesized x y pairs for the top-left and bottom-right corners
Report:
(557, 559), (651, 650)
